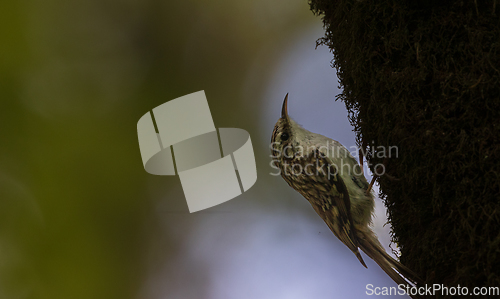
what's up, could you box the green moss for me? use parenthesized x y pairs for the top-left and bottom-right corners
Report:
(310, 0), (500, 292)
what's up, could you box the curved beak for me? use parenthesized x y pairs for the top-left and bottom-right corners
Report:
(281, 93), (289, 119)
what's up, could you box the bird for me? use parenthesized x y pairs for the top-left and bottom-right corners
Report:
(270, 93), (423, 297)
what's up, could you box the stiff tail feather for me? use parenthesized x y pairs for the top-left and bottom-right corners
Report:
(357, 230), (424, 299)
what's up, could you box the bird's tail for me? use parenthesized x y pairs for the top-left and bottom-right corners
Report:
(357, 229), (425, 299)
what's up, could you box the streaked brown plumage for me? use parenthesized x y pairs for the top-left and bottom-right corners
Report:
(271, 94), (423, 298)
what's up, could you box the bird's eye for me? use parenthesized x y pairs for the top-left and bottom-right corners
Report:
(280, 133), (289, 141)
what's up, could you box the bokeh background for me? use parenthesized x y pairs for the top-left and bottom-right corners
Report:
(1, 1), (407, 298)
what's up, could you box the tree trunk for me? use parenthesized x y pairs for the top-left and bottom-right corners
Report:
(309, 0), (500, 296)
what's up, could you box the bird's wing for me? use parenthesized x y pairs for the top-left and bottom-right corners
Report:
(316, 150), (367, 267)
(340, 145), (370, 190)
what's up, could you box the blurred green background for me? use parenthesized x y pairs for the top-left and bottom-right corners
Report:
(0, 1), (317, 298)
(1, 1), (402, 299)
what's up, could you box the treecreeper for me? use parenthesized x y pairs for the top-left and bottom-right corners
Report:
(270, 94), (423, 298)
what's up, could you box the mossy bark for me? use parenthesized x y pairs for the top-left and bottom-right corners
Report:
(309, 0), (500, 294)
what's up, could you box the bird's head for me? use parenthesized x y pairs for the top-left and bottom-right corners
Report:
(270, 93), (310, 168)
(271, 93), (293, 160)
